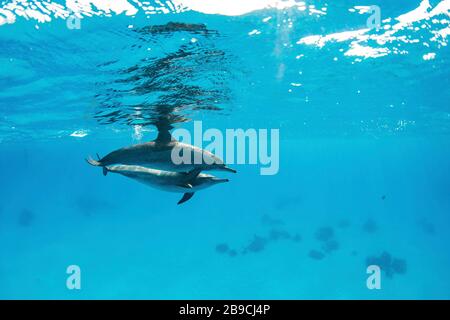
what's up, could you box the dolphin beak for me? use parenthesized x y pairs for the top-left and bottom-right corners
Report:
(223, 165), (237, 173)
(213, 178), (229, 183)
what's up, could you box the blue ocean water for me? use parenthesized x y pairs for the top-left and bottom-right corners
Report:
(0, 0), (449, 299)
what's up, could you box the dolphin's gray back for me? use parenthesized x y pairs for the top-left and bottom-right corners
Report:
(99, 141), (224, 172)
(100, 142), (166, 164)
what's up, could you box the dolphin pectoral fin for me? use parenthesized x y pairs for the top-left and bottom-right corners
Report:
(86, 156), (108, 176)
(185, 168), (202, 180)
(177, 183), (193, 189)
(178, 192), (195, 205)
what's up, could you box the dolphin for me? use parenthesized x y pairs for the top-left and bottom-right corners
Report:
(101, 164), (229, 205)
(86, 128), (236, 175)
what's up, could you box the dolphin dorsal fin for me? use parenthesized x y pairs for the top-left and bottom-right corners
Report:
(154, 121), (176, 144)
(178, 192), (195, 205)
(155, 129), (173, 144)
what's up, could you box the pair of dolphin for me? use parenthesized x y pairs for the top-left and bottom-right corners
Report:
(86, 129), (235, 204)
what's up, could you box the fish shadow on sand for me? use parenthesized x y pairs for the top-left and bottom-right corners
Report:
(337, 218), (351, 229)
(215, 243), (238, 258)
(274, 195), (302, 211)
(73, 195), (115, 217)
(308, 250), (325, 260)
(242, 228), (302, 254)
(215, 226), (302, 258)
(362, 218), (378, 234)
(243, 235), (269, 254)
(366, 251), (407, 278)
(261, 214), (284, 227)
(18, 208), (35, 227)
(417, 218), (436, 235)
(309, 226), (340, 261)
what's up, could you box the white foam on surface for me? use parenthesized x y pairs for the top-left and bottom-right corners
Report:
(0, 8), (16, 25)
(296, 0), (450, 59)
(0, 0), (323, 24)
(70, 129), (88, 138)
(248, 29), (261, 36)
(345, 43), (390, 59)
(0, 0), (448, 62)
(297, 29), (370, 48)
(174, 0), (307, 16)
(423, 52), (436, 60)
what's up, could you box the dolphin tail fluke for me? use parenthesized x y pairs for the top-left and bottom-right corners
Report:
(86, 156), (108, 176)
(178, 192), (195, 205)
(86, 156), (101, 167)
